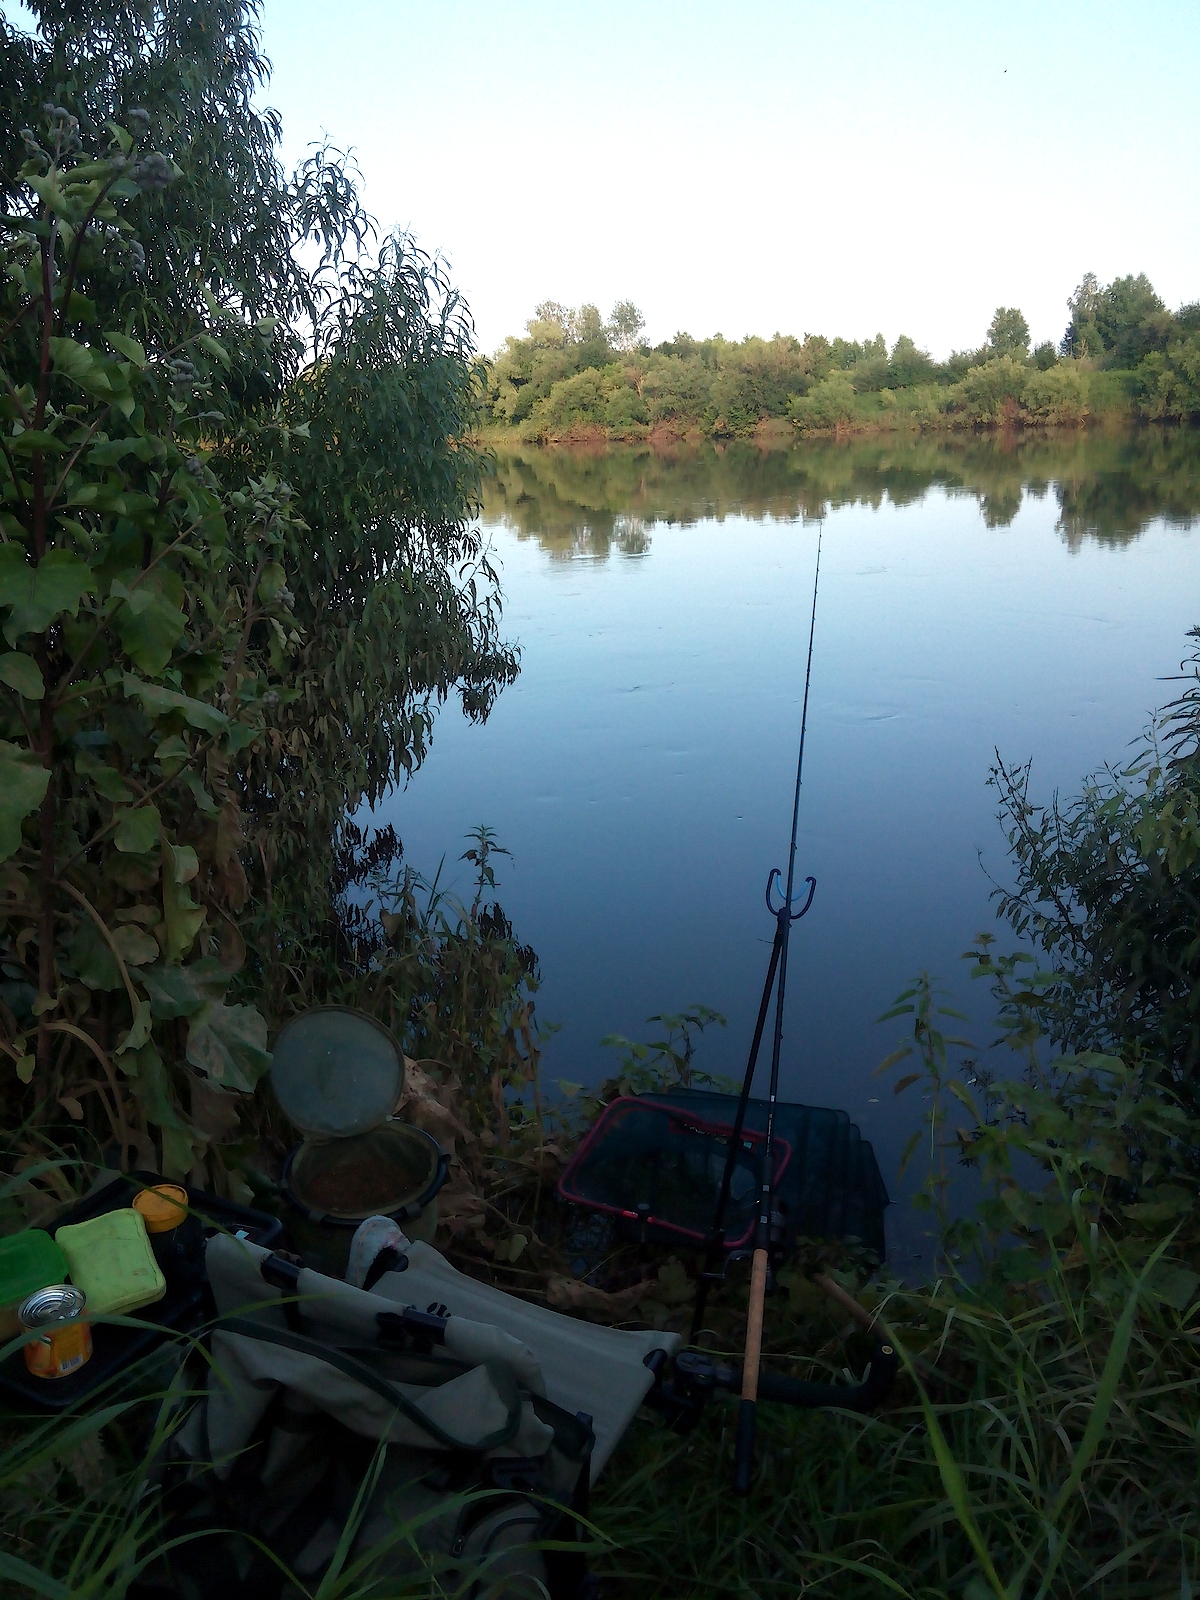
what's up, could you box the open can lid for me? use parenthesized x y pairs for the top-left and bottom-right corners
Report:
(269, 1008), (404, 1139)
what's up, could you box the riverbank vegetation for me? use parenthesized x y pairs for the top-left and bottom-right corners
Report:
(1, 3), (1198, 1596)
(484, 281), (1200, 443)
(0, 0), (524, 1200)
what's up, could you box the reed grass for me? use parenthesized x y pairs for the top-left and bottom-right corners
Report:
(592, 1242), (1200, 1598)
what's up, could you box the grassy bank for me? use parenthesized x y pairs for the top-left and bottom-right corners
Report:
(2, 957), (1198, 1597)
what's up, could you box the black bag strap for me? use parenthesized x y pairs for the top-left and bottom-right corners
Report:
(529, 1392), (596, 1464)
(218, 1315), (523, 1454)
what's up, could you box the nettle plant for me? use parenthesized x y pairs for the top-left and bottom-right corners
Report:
(0, 106), (302, 1187)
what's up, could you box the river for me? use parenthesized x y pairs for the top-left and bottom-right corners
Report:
(370, 428), (1200, 1270)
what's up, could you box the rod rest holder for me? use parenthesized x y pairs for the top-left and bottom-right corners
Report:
(669, 1340), (898, 1414)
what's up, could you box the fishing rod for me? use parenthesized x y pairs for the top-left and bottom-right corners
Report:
(688, 527), (823, 1494)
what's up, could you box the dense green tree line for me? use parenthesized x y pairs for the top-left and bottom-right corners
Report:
(485, 279), (1200, 441)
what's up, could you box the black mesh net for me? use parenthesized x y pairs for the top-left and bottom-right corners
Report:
(558, 1089), (889, 1261)
(558, 1099), (790, 1248)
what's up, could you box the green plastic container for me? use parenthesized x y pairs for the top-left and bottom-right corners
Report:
(0, 1230), (68, 1339)
(55, 1209), (166, 1316)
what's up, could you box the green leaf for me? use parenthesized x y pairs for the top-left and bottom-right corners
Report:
(104, 330), (147, 367)
(0, 742), (49, 861)
(85, 762), (135, 803)
(0, 1549), (71, 1598)
(88, 436), (163, 467)
(127, 1041), (180, 1120)
(890, 1335), (1009, 1600)
(197, 332), (231, 369)
(154, 734), (190, 771)
(7, 430), (67, 456)
(111, 923), (158, 966)
(48, 335), (106, 390)
(0, 653), (44, 700)
(168, 844), (199, 884)
(104, 121), (133, 156)
(66, 918), (122, 991)
(875, 1045), (913, 1075)
(142, 958), (230, 1020)
(161, 838), (205, 961)
(111, 579), (186, 676)
(114, 804), (160, 854)
(947, 1078), (981, 1116)
(0, 546), (96, 646)
(162, 1124), (203, 1180)
(223, 723), (257, 755)
(1146, 1262), (1199, 1310)
(182, 770), (219, 815)
(124, 673), (227, 733)
(186, 998), (270, 1091)
(897, 1125), (924, 1180)
(117, 999), (153, 1055)
(258, 561), (286, 602)
(1047, 1232), (1174, 1524)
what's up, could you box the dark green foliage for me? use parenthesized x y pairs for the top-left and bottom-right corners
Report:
(1061, 270), (1173, 366)
(887, 334), (938, 388)
(0, 2), (519, 1187)
(986, 305), (1030, 358)
(1137, 331), (1200, 420)
(990, 631), (1200, 1085)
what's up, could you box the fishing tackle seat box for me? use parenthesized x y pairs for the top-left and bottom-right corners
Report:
(153, 1233), (681, 1597)
(0, 1173), (282, 1413)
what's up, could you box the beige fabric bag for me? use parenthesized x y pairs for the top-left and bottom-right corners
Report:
(163, 1235), (597, 1600)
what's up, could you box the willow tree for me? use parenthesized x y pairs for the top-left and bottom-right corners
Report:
(0, 2), (517, 1182)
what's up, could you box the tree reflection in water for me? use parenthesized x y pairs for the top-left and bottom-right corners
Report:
(481, 427), (1200, 556)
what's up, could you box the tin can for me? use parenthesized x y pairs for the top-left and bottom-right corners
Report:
(19, 1285), (92, 1379)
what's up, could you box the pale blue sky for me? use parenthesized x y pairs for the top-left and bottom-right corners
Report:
(8, 1), (1200, 355)
(258, 0), (1200, 355)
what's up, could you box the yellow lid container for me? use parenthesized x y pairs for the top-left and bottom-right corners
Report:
(55, 1209), (166, 1316)
(132, 1185), (189, 1235)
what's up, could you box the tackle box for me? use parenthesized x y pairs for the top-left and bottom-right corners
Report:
(0, 1172), (283, 1413)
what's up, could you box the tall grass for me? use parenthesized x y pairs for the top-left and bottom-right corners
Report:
(592, 1233), (1198, 1597)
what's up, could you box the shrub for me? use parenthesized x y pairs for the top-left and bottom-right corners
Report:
(1138, 333), (1200, 420)
(529, 369), (609, 437)
(1022, 360), (1091, 424)
(788, 372), (858, 433)
(948, 354), (1029, 424)
(604, 384), (650, 431)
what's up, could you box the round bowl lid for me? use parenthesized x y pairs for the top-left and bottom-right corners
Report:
(132, 1184), (189, 1233)
(269, 1008), (404, 1138)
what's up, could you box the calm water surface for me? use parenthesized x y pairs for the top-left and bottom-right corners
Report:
(371, 430), (1200, 1269)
